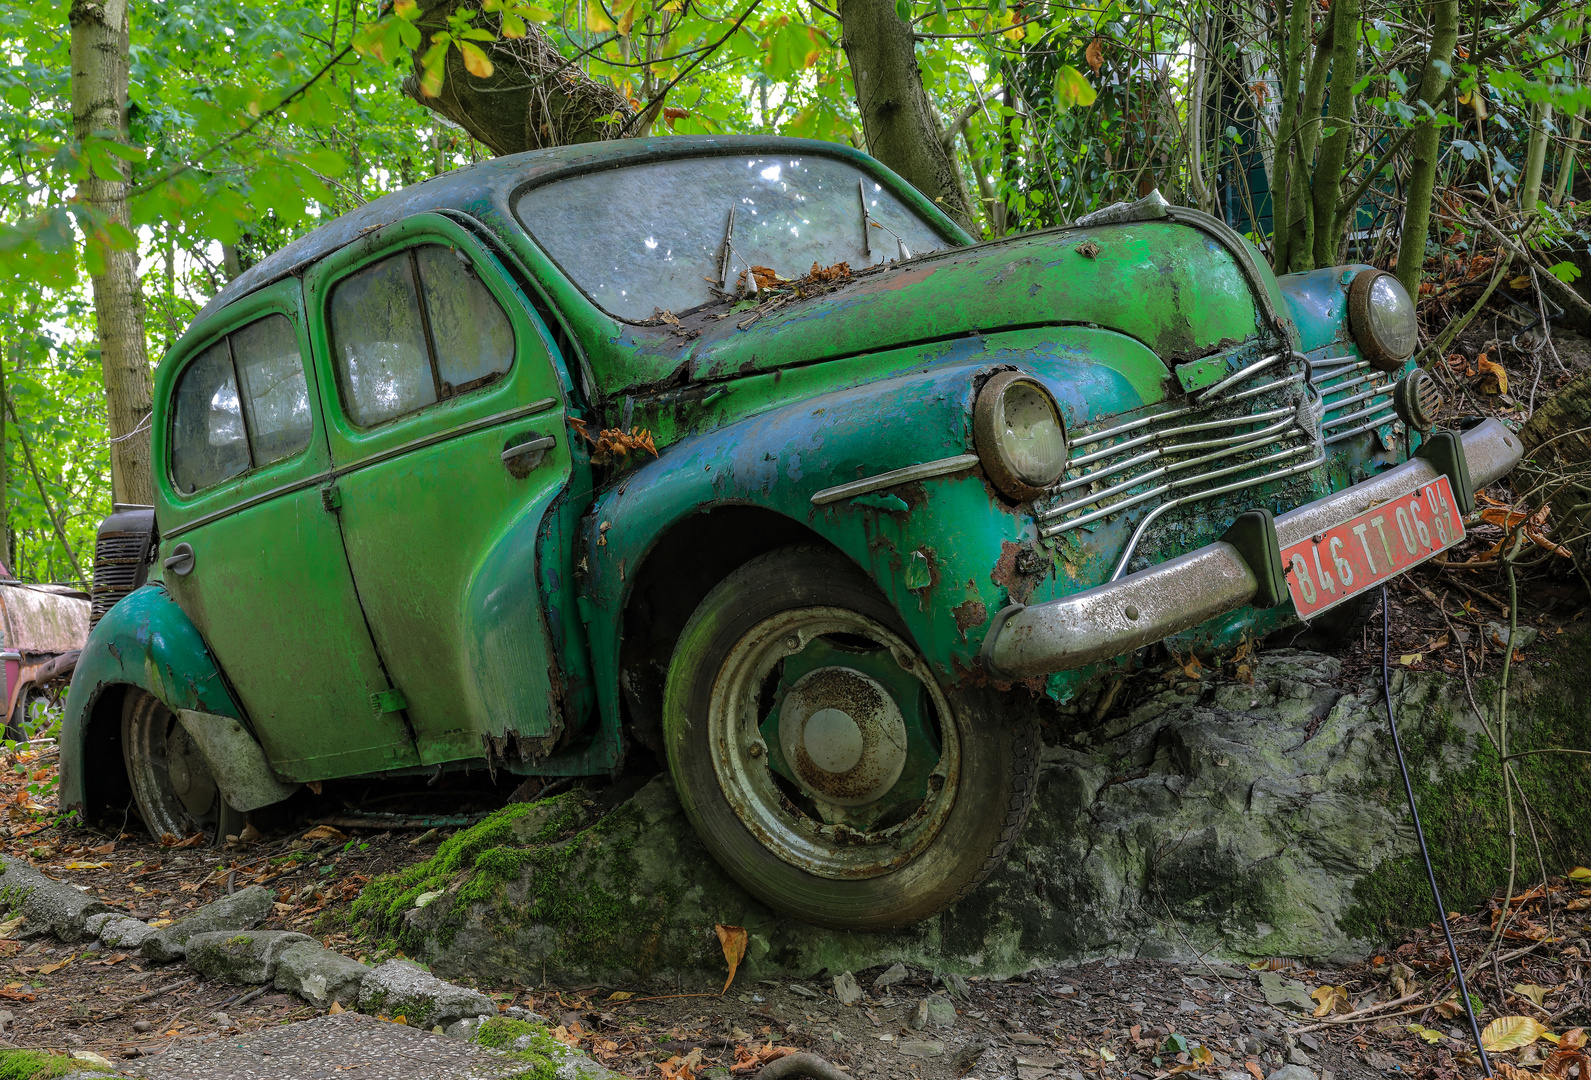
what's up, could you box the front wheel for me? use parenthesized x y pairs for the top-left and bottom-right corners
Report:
(122, 690), (236, 841)
(662, 547), (1040, 930)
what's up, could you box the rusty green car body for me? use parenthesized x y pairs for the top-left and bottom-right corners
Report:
(62, 135), (1519, 928)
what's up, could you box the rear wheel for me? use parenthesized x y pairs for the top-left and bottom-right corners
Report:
(122, 690), (235, 841)
(662, 547), (1039, 930)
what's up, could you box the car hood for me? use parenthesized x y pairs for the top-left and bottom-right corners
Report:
(595, 211), (1291, 394)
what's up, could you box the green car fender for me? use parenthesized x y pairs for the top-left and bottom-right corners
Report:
(579, 329), (1175, 743)
(59, 583), (244, 817)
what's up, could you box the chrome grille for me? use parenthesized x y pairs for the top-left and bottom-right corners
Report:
(1035, 352), (1327, 580)
(1313, 356), (1398, 445)
(90, 531), (148, 627)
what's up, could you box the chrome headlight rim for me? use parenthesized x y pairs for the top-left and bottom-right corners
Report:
(972, 369), (1068, 502)
(1348, 268), (1418, 372)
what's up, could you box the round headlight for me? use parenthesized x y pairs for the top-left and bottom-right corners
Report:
(1348, 269), (1418, 371)
(973, 370), (1068, 501)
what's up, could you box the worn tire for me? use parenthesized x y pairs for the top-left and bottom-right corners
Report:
(122, 689), (226, 841)
(662, 546), (1039, 930)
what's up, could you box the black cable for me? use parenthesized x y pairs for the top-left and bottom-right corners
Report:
(1380, 584), (1493, 1076)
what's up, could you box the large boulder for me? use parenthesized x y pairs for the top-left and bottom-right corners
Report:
(354, 641), (1591, 983)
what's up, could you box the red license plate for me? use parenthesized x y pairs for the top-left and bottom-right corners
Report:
(1283, 475), (1465, 618)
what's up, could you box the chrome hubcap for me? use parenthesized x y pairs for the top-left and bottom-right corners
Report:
(707, 606), (959, 880)
(779, 668), (907, 807)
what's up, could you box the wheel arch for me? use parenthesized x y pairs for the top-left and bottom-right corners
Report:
(60, 583), (244, 822)
(615, 504), (843, 762)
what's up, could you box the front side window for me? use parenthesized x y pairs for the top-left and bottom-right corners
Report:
(515, 154), (950, 322)
(170, 314), (313, 495)
(327, 244), (515, 428)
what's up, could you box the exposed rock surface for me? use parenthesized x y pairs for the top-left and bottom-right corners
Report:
(358, 958), (496, 1029)
(184, 930), (315, 985)
(358, 646), (1591, 983)
(0, 855), (111, 942)
(142, 885), (274, 963)
(274, 941), (372, 1007)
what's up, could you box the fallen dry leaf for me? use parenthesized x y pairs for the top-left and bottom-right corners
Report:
(328, 1001), (345, 1015)
(1311, 984), (1352, 1016)
(1484, 1015), (1552, 1052)
(1084, 37), (1104, 71)
(1477, 356), (1509, 395)
(715, 924), (748, 994)
(1515, 984), (1553, 1008)
(301, 825), (347, 843)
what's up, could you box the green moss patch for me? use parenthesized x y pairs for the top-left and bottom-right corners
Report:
(1341, 626), (1591, 941)
(474, 1018), (564, 1080)
(0, 1048), (110, 1079)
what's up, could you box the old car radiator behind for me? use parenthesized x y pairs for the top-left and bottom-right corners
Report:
(91, 505), (156, 628)
(1034, 353), (1333, 580)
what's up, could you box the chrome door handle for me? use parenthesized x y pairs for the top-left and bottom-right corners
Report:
(501, 435), (555, 467)
(164, 543), (195, 576)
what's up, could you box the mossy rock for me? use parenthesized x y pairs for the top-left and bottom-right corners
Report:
(350, 642), (1591, 981)
(0, 1048), (119, 1079)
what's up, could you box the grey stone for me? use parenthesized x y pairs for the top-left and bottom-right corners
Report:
(1487, 622), (1539, 652)
(940, 972), (970, 1000)
(141, 885), (273, 962)
(275, 941), (371, 1008)
(444, 1016), (489, 1041)
(357, 958), (495, 1029)
(185, 929), (315, 985)
(0, 856), (111, 943)
(1177, 999), (1199, 1013)
(874, 963), (909, 991)
(1257, 972), (1316, 1013)
(84, 912), (114, 936)
(834, 971), (863, 1005)
(1265, 1068), (1318, 1080)
(910, 993), (957, 1030)
(898, 1041), (945, 1059)
(789, 984), (820, 999)
(1288, 1048), (1313, 1066)
(97, 915), (155, 950)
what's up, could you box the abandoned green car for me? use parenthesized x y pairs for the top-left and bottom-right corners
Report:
(64, 135), (1521, 930)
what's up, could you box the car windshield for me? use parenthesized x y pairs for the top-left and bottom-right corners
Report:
(515, 154), (950, 322)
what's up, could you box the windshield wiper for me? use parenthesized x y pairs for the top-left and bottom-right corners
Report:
(857, 179), (910, 262)
(857, 179), (873, 261)
(715, 206), (737, 289)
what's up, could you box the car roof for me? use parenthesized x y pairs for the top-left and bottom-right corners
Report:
(195, 134), (923, 325)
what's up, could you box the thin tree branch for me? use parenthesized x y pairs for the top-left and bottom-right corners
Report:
(5, 402), (85, 583)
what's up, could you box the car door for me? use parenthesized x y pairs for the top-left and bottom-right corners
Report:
(156, 280), (421, 781)
(304, 215), (577, 767)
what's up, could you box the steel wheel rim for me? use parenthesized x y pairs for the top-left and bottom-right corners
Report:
(707, 606), (960, 880)
(124, 697), (219, 838)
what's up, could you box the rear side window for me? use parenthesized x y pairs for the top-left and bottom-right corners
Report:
(327, 244), (514, 428)
(170, 314), (313, 495)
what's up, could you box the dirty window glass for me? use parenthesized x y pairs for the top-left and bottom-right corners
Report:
(329, 252), (437, 426)
(515, 155), (950, 322)
(171, 340), (249, 494)
(231, 314), (312, 467)
(415, 245), (514, 391)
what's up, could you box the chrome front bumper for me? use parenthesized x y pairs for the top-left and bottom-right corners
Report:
(983, 419), (1523, 680)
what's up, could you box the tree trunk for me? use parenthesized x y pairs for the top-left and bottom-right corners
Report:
(1393, 0), (1460, 297)
(837, 0), (978, 236)
(1310, 0), (1360, 267)
(1519, 100), (1553, 214)
(404, 0), (632, 154)
(70, 0), (154, 506)
(1281, 25), (1333, 272)
(1269, 0), (1311, 274)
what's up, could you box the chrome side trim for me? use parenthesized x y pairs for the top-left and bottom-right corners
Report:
(1324, 413), (1398, 446)
(985, 418), (1521, 680)
(810, 454), (981, 506)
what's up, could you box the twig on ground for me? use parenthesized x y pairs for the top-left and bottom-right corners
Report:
(129, 977), (195, 1005)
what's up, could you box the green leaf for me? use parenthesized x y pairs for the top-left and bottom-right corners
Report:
(1548, 261), (1582, 284)
(894, 0), (910, 21)
(1052, 64), (1097, 111)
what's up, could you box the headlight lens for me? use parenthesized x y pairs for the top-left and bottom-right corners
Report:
(1348, 269), (1418, 371)
(973, 371), (1068, 500)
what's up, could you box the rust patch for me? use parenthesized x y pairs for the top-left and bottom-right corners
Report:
(952, 599), (988, 640)
(990, 540), (1050, 605)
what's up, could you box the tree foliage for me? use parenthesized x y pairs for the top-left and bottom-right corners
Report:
(0, 0), (1586, 582)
